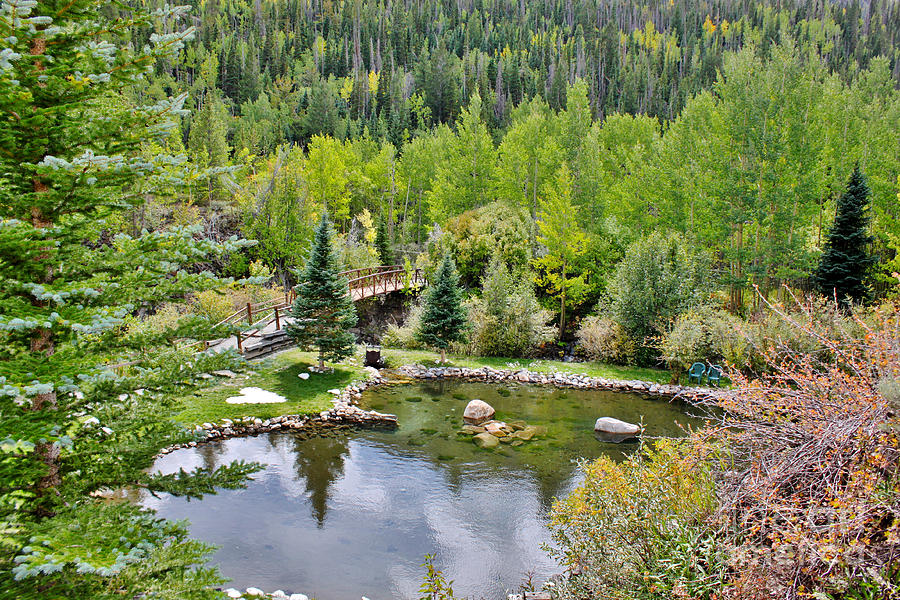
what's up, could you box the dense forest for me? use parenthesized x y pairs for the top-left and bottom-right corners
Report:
(143, 0), (900, 137)
(126, 0), (900, 325)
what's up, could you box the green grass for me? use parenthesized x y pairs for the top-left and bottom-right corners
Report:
(380, 348), (673, 383)
(173, 349), (367, 425)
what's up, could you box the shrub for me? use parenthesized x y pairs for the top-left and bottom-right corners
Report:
(457, 257), (554, 357)
(382, 303), (426, 350)
(130, 302), (186, 336)
(606, 232), (711, 344)
(740, 296), (869, 373)
(657, 307), (748, 376)
(192, 289), (235, 323)
(574, 316), (637, 365)
(547, 439), (726, 599)
(709, 297), (900, 598)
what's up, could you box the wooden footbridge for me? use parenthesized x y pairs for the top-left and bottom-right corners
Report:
(203, 265), (425, 357)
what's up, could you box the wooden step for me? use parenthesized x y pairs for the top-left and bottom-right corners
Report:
(242, 330), (294, 359)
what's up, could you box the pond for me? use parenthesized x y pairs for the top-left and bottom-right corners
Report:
(145, 380), (706, 600)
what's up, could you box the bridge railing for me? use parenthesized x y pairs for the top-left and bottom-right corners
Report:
(345, 267), (425, 299)
(182, 265), (425, 353)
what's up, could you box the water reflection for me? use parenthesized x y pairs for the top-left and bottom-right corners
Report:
(145, 381), (705, 599)
(290, 435), (349, 527)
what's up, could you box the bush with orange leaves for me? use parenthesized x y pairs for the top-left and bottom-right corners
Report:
(548, 284), (899, 600)
(706, 288), (900, 599)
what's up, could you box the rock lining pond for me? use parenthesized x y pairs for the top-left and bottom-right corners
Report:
(145, 375), (709, 600)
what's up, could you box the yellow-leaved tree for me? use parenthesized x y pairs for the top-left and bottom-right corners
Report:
(533, 165), (587, 338)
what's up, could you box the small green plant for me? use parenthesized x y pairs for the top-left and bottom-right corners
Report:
(419, 554), (455, 600)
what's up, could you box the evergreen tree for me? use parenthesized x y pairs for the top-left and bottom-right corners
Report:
(287, 213), (358, 369)
(416, 254), (468, 363)
(375, 213), (394, 265)
(0, 3), (259, 598)
(814, 166), (875, 305)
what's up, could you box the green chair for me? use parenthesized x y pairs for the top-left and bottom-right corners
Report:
(687, 362), (705, 385)
(706, 364), (723, 386)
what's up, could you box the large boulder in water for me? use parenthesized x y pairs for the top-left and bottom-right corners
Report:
(594, 417), (641, 442)
(463, 399), (495, 425)
(594, 417), (641, 435)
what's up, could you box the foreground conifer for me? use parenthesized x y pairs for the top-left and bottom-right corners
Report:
(287, 213), (358, 369)
(416, 254), (468, 363)
(0, 2), (260, 597)
(814, 166), (875, 305)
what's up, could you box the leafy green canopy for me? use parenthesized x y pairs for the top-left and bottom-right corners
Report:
(0, 2), (260, 597)
(814, 166), (875, 305)
(416, 254), (468, 352)
(534, 164), (587, 337)
(286, 213), (357, 367)
(607, 232), (711, 343)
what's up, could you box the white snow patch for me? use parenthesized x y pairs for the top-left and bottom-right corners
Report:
(225, 387), (288, 404)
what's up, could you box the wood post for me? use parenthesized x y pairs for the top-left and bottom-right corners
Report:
(274, 306), (280, 330)
(236, 332), (243, 353)
(246, 302), (253, 324)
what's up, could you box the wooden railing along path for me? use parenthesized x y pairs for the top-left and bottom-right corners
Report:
(188, 265), (425, 354)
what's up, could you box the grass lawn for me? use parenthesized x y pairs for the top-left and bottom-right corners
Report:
(174, 349), (367, 425)
(379, 348), (673, 384)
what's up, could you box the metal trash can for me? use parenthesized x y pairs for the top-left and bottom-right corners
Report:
(364, 345), (383, 368)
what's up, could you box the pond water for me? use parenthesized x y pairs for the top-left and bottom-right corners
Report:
(145, 380), (705, 600)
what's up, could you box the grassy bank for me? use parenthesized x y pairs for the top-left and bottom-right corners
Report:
(174, 349), (367, 424)
(173, 346), (674, 426)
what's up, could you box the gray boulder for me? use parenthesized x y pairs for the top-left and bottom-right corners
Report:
(463, 399), (495, 424)
(593, 417), (641, 443)
(594, 417), (641, 435)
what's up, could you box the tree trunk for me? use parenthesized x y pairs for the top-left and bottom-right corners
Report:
(559, 261), (567, 339)
(30, 189), (61, 511)
(531, 154), (538, 251)
(440, 348), (446, 363)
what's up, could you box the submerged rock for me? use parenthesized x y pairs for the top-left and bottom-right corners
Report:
(463, 399), (495, 424)
(460, 424), (485, 435)
(513, 426), (539, 441)
(473, 432), (500, 449)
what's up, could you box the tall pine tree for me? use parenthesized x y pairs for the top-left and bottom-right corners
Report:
(375, 213), (394, 265)
(416, 254), (468, 363)
(814, 166), (875, 305)
(0, 2), (259, 598)
(287, 213), (358, 369)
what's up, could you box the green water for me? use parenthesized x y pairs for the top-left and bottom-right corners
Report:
(363, 379), (704, 485)
(147, 380), (706, 600)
